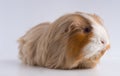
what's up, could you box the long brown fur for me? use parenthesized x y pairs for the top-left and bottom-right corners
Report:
(18, 12), (110, 69)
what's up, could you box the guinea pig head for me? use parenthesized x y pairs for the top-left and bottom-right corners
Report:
(62, 13), (110, 68)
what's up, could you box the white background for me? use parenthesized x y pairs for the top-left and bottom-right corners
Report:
(0, 0), (120, 76)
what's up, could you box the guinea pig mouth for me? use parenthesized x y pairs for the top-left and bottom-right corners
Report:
(99, 44), (110, 53)
(104, 44), (110, 51)
(84, 44), (109, 56)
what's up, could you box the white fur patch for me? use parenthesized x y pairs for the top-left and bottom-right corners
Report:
(80, 13), (110, 58)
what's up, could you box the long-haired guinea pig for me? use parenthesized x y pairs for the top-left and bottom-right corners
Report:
(18, 12), (110, 69)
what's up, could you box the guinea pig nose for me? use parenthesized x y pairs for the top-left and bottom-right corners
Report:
(101, 40), (105, 44)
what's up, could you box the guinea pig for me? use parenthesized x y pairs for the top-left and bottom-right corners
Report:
(18, 12), (110, 69)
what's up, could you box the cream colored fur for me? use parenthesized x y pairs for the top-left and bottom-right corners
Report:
(18, 12), (110, 69)
(18, 14), (75, 69)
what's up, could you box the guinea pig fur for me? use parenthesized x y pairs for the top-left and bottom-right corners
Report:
(18, 12), (110, 69)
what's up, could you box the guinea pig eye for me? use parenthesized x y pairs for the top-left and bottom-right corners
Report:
(84, 27), (91, 33)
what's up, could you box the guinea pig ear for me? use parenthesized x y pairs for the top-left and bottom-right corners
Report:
(64, 22), (79, 33)
(92, 14), (104, 25)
